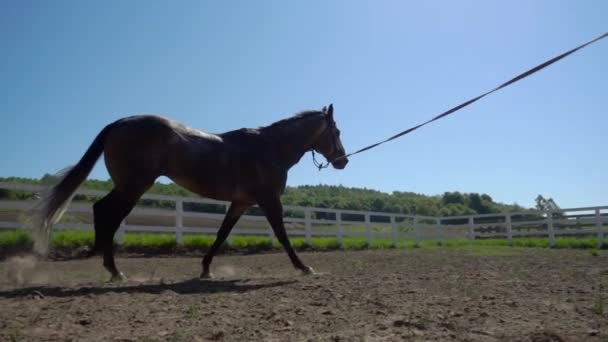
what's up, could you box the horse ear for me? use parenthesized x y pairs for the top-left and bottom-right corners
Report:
(322, 106), (327, 113)
(327, 104), (334, 118)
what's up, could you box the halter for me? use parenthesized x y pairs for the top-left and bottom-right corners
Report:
(310, 115), (340, 170)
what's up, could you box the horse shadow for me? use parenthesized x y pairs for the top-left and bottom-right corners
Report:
(0, 278), (298, 299)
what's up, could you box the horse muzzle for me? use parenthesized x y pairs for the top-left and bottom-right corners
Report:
(331, 157), (348, 169)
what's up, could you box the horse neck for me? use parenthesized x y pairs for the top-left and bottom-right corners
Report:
(262, 114), (326, 168)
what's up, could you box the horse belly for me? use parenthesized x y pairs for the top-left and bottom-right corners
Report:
(165, 151), (250, 202)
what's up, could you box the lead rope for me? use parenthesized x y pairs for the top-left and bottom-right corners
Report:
(314, 32), (607, 170)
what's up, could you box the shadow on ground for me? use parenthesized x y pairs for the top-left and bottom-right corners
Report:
(0, 278), (297, 299)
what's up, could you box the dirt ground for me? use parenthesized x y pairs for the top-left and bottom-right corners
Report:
(0, 248), (607, 342)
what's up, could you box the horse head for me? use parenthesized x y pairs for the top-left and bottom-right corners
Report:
(312, 104), (348, 169)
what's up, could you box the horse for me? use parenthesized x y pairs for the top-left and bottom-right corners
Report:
(32, 104), (348, 281)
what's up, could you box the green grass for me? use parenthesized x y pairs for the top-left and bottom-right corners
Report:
(473, 238), (511, 247)
(1, 229), (607, 255)
(0, 230), (32, 249)
(342, 237), (368, 250)
(440, 239), (472, 247)
(270, 237), (308, 250)
(511, 238), (550, 248)
(461, 245), (519, 257)
(395, 240), (418, 249)
(311, 237), (340, 250)
(123, 233), (176, 249)
(230, 235), (273, 251)
(52, 230), (94, 248)
(552, 237), (600, 249)
(369, 239), (394, 249)
(182, 234), (215, 249)
(418, 240), (443, 248)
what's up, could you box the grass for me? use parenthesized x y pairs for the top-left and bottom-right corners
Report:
(0, 229), (32, 249)
(473, 238), (511, 247)
(230, 235), (273, 251)
(1, 229), (607, 255)
(369, 239), (394, 249)
(270, 237), (308, 250)
(461, 246), (519, 257)
(342, 237), (368, 250)
(52, 230), (94, 248)
(553, 237), (599, 249)
(123, 233), (176, 249)
(182, 234), (215, 249)
(311, 237), (340, 250)
(395, 240), (418, 249)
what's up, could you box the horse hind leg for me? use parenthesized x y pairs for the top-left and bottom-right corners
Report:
(93, 186), (148, 281)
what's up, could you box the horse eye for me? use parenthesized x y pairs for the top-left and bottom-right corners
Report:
(336, 130), (341, 137)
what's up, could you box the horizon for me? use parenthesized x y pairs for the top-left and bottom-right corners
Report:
(0, 174), (554, 209)
(1, 1), (606, 209)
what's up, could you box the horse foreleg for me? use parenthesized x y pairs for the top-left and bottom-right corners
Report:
(200, 202), (248, 279)
(258, 196), (314, 275)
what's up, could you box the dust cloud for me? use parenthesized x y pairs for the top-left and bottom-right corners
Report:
(2, 255), (49, 286)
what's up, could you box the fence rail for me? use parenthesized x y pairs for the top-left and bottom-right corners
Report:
(1, 182), (606, 247)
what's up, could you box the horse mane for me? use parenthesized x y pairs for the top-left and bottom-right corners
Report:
(219, 110), (324, 141)
(262, 110), (323, 131)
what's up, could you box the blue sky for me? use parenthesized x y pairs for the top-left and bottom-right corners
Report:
(1, 1), (606, 209)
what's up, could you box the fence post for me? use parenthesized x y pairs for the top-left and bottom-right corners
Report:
(365, 213), (371, 246)
(390, 215), (397, 247)
(468, 216), (475, 241)
(596, 209), (604, 248)
(304, 209), (312, 247)
(506, 214), (513, 246)
(175, 200), (183, 245)
(437, 217), (443, 246)
(336, 211), (343, 248)
(414, 216), (420, 247)
(547, 211), (555, 247)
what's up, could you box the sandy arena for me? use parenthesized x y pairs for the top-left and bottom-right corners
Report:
(1, 248), (607, 341)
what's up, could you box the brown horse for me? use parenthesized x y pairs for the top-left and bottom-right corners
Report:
(32, 105), (348, 281)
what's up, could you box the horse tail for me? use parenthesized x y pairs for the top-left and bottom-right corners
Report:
(31, 123), (114, 255)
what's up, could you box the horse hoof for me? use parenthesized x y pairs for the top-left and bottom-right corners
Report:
(301, 266), (316, 275)
(109, 272), (127, 283)
(199, 271), (214, 279)
(75, 245), (96, 258)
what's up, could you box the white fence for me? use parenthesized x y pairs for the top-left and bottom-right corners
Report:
(0, 182), (606, 247)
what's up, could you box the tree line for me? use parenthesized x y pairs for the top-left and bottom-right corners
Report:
(0, 175), (526, 217)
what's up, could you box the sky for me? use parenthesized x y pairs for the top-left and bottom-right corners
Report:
(0, 1), (606, 209)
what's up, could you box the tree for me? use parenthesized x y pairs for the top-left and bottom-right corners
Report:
(441, 191), (466, 206)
